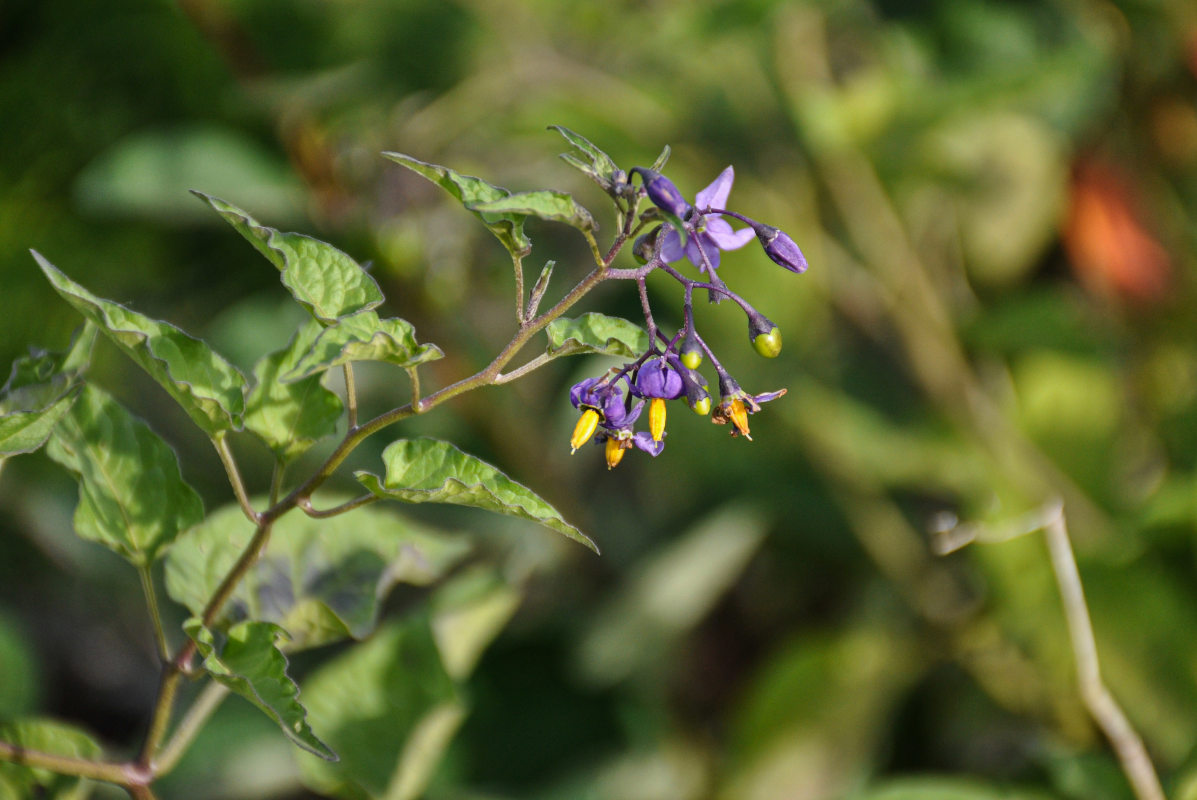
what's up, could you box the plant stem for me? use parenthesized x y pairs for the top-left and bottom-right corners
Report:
(212, 434), (259, 524)
(154, 681), (230, 777)
(0, 740), (136, 785)
(343, 362), (358, 430)
(512, 252), (526, 324)
(138, 565), (170, 663)
(406, 366), (422, 411)
(298, 493), (380, 518)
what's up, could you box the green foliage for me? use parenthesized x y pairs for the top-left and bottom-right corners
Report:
(164, 501), (470, 650)
(382, 152), (533, 258)
(470, 189), (598, 236)
(545, 313), (649, 359)
(44, 384), (203, 567)
(185, 619), (335, 760)
(244, 319), (344, 463)
(197, 193), (385, 324)
(356, 438), (596, 552)
(0, 719), (101, 800)
(0, 326), (94, 456)
(33, 253), (246, 436)
(551, 125), (621, 190)
(283, 310), (443, 381)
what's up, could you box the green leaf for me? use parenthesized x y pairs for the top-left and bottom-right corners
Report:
(45, 384), (204, 566)
(0, 718), (102, 800)
(382, 152), (532, 258)
(33, 252), (246, 436)
(195, 192), (385, 323)
(650, 143), (672, 172)
(545, 313), (649, 358)
(549, 125), (619, 179)
(285, 310), (442, 381)
(295, 617), (464, 800)
(244, 320), (343, 462)
(185, 619), (336, 760)
(850, 777), (1054, 800)
(164, 500), (471, 649)
(469, 190), (597, 236)
(0, 325), (97, 455)
(355, 438), (596, 552)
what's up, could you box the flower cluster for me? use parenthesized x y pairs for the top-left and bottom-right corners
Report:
(569, 165), (806, 467)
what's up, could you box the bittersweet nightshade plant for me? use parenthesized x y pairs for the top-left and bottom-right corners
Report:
(0, 127), (806, 799)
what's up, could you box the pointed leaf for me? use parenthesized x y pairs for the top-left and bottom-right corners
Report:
(549, 125), (619, 178)
(0, 389), (80, 456)
(284, 310), (442, 381)
(33, 252), (246, 436)
(245, 320), (343, 462)
(165, 500), (471, 649)
(650, 143), (672, 172)
(45, 385), (203, 566)
(383, 152), (532, 257)
(545, 313), (649, 359)
(0, 718), (102, 800)
(186, 619), (335, 760)
(355, 438), (596, 552)
(469, 190), (597, 235)
(0, 326), (96, 456)
(196, 193), (384, 323)
(295, 617), (463, 800)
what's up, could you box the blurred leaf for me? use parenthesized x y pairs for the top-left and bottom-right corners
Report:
(33, 252), (246, 436)
(296, 617), (464, 800)
(74, 125), (304, 223)
(650, 143), (671, 172)
(164, 500), (471, 650)
(356, 438), (596, 552)
(284, 310), (443, 381)
(186, 619), (335, 760)
(45, 384), (203, 567)
(0, 612), (39, 716)
(244, 319), (343, 462)
(0, 325), (96, 455)
(0, 718), (102, 800)
(430, 565), (521, 681)
(470, 190), (597, 236)
(382, 152), (532, 258)
(850, 777), (1054, 799)
(545, 313), (649, 359)
(196, 192), (385, 323)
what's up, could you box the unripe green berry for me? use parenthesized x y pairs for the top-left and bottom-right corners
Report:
(690, 395), (712, 416)
(752, 325), (782, 358)
(679, 331), (703, 369)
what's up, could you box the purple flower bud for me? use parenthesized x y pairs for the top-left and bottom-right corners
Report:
(635, 357), (684, 400)
(751, 222), (807, 274)
(633, 168), (692, 221)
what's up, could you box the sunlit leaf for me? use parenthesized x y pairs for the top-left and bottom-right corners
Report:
(295, 616), (463, 800)
(164, 500), (471, 649)
(185, 619), (335, 760)
(356, 438), (596, 552)
(195, 192), (384, 323)
(33, 252), (246, 436)
(469, 190), (597, 236)
(545, 313), (648, 359)
(0, 325), (96, 456)
(45, 384), (203, 566)
(0, 718), (102, 800)
(244, 319), (343, 462)
(284, 310), (443, 382)
(382, 152), (532, 258)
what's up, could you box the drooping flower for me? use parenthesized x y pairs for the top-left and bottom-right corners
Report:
(711, 375), (786, 441)
(632, 357), (685, 442)
(569, 375), (665, 466)
(659, 167), (755, 274)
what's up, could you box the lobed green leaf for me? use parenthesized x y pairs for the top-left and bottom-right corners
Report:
(33, 252), (246, 436)
(469, 190), (597, 235)
(0, 718), (102, 800)
(382, 152), (532, 258)
(164, 501), (471, 650)
(244, 320), (343, 462)
(195, 193), (384, 323)
(545, 313), (649, 359)
(185, 619), (335, 760)
(284, 310), (442, 382)
(294, 616), (462, 800)
(45, 384), (203, 566)
(355, 438), (596, 552)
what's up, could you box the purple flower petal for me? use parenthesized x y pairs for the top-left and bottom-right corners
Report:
(632, 431), (665, 456)
(660, 228), (686, 263)
(704, 217), (755, 251)
(695, 166), (735, 211)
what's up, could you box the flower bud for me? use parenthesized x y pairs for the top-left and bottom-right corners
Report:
(632, 228), (659, 264)
(748, 312), (782, 358)
(680, 367), (711, 416)
(751, 222), (807, 274)
(633, 168), (691, 220)
(679, 332), (703, 370)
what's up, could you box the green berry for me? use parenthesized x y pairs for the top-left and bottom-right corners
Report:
(752, 326), (782, 358)
(690, 396), (712, 416)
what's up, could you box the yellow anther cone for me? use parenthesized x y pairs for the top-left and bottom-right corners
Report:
(605, 437), (626, 469)
(570, 409), (600, 453)
(649, 397), (667, 442)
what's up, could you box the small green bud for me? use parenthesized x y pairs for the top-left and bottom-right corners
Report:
(752, 326), (782, 358)
(690, 395), (712, 416)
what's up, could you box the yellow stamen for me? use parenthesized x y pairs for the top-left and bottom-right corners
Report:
(649, 397), (667, 442)
(605, 437), (627, 469)
(729, 398), (752, 440)
(570, 409), (600, 453)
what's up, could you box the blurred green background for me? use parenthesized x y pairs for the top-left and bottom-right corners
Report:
(3, 0), (1197, 798)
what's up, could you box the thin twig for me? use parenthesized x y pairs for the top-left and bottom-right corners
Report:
(138, 565), (170, 663)
(512, 252), (526, 324)
(212, 435), (258, 524)
(343, 362), (358, 430)
(1042, 509), (1166, 800)
(406, 366), (422, 412)
(154, 681), (230, 777)
(297, 494), (380, 519)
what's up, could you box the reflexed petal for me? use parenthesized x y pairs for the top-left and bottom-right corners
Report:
(660, 229), (687, 263)
(685, 235), (721, 272)
(632, 431), (665, 456)
(705, 218), (755, 250)
(695, 166), (735, 211)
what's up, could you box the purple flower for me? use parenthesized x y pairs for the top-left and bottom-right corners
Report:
(632, 357), (684, 400)
(569, 375), (663, 465)
(660, 167), (755, 274)
(749, 222), (808, 274)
